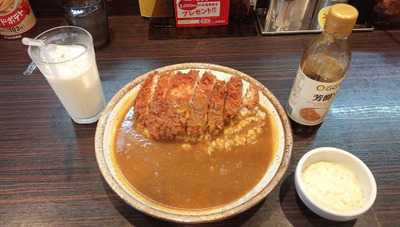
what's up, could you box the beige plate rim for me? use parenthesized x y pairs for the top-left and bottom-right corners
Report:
(95, 63), (293, 223)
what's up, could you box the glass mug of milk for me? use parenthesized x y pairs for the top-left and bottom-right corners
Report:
(28, 26), (105, 124)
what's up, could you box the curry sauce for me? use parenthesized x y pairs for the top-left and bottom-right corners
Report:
(113, 106), (276, 210)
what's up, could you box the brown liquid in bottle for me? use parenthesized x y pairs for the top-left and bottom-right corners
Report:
(287, 4), (358, 132)
(290, 36), (349, 135)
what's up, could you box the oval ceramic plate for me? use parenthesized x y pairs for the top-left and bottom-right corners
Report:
(95, 63), (293, 223)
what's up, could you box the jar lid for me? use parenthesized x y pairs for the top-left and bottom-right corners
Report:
(325, 4), (359, 37)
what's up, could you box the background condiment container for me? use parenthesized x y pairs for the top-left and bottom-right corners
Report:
(295, 147), (377, 221)
(0, 0), (36, 39)
(138, 0), (173, 17)
(63, 0), (109, 49)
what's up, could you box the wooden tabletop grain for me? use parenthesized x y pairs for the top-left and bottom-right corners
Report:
(0, 16), (399, 227)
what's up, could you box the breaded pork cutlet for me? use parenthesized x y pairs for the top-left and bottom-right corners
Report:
(146, 71), (174, 140)
(207, 79), (226, 136)
(186, 71), (216, 140)
(163, 70), (198, 140)
(224, 76), (242, 123)
(133, 72), (156, 132)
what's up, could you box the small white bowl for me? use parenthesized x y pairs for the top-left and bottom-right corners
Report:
(295, 147), (377, 222)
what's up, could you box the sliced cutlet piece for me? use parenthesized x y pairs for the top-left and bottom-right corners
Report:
(164, 70), (198, 140)
(224, 76), (243, 123)
(207, 79), (226, 136)
(133, 72), (157, 132)
(243, 83), (259, 110)
(146, 71), (174, 140)
(187, 71), (216, 140)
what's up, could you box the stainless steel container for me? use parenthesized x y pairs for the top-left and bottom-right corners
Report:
(263, 0), (317, 32)
(255, 0), (373, 34)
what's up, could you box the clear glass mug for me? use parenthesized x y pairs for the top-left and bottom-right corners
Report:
(28, 26), (105, 124)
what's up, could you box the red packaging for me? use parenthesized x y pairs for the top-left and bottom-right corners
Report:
(0, 0), (36, 39)
(175, 0), (230, 27)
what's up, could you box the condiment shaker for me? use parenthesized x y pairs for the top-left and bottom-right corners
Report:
(63, 0), (109, 48)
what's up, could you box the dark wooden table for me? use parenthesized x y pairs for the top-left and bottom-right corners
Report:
(1, 16), (399, 227)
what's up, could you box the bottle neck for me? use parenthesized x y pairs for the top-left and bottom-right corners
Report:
(322, 29), (350, 41)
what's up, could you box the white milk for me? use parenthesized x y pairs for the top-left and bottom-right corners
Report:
(37, 44), (105, 123)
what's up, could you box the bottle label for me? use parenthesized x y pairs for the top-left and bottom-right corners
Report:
(0, 0), (36, 38)
(288, 66), (344, 126)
